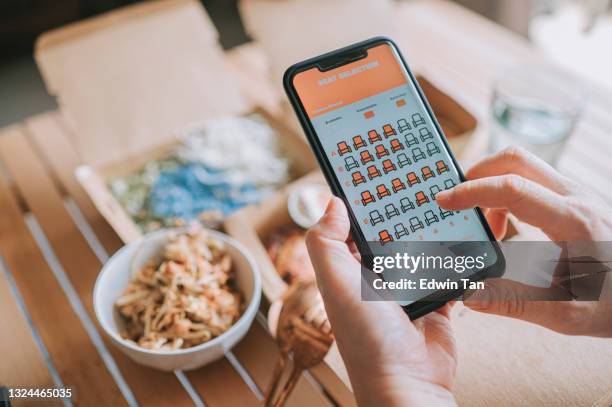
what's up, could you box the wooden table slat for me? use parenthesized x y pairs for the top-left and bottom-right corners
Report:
(0, 261), (55, 389)
(0, 129), (195, 406)
(232, 321), (335, 407)
(0, 126), (127, 406)
(186, 358), (259, 407)
(25, 113), (125, 256)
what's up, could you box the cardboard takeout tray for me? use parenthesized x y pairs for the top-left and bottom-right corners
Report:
(34, 0), (318, 243)
(74, 108), (317, 242)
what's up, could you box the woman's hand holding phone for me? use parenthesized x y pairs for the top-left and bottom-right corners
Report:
(307, 147), (612, 405)
(289, 39), (612, 405)
(306, 198), (458, 407)
(437, 146), (612, 337)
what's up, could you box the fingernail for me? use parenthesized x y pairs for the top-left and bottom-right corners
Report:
(324, 197), (336, 213)
(436, 190), (450, 201)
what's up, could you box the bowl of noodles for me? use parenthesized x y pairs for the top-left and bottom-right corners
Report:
(93, 226), (261, 371)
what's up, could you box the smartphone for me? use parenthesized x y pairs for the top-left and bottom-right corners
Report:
(284, 37), (504, 318)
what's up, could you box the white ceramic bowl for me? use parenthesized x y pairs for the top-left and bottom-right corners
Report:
(93, 228), (261, 371)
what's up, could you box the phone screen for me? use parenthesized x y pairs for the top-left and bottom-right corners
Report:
(292, 43), (491, 244)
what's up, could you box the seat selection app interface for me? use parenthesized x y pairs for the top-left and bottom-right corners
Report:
(293, 44), (491, 244)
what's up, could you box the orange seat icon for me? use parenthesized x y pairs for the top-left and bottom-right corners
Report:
(379, 230), (394, 245)
(390, 138), (404, 152)
(421, 166), (435, 181)
(383, 124), (396, 138)
(367, 165), (382, 180)
(368, 130), (382, 143)
(375, 144), (389, 159)
(376, 184), (391, 199)
(391, 178), (406, 192)
(406, 171), (421, 186)
(352, 171), (366, 186)
(382, 159), (396, 174)
(337, 141), (351, 156)
(353, 135), (367, 150)
(360, 150), (374, 165)
(436, 160), (449, 174)
(415, 191), (430, 206)
(361, 190), (376, 206)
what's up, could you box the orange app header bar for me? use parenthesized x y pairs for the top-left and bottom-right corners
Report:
(292, 44), (407, 118)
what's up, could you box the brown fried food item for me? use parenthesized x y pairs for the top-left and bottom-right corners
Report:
(267, 229), (315, 284)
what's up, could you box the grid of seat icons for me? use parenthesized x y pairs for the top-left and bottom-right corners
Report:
(336, 114), (457, 245)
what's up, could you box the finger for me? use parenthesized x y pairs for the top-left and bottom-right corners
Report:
(307, 198), (415, 334)
(464, 278), (578, 334)
(306, 197), (361, 297)
(421, 304), (456, 356)
(466, 146), (573, 195)
(484, 208), (508, 240)
(309, 197), (352, 242)
(436, 175), (570, 232)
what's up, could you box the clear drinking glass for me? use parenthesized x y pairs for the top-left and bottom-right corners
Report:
(489, 64), (587, 166)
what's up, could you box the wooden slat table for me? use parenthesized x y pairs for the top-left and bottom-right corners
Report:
(0, 113), (335, 406)
(2, 1), (612, 406)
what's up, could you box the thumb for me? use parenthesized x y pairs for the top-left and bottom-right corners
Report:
(306, 197), (361, 299)
(464, 278), (575, 333)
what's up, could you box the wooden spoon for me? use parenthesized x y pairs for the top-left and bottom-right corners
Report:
(262, 280), (333, 407)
